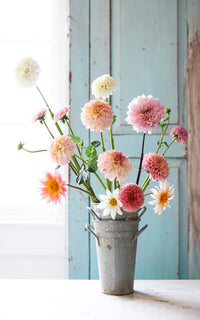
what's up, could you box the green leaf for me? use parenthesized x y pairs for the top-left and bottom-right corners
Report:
(55, 165), (61, 170)
(157, 140), (160, 145)
(85, 146), (97, 159)
(112, 115), (117, 125)
(76, 165), (88, 185)
(163, 141), (169, 147)
(68, 134), (81, 144)
(91, 141), (101, 148)
(88, 159), (98, 173)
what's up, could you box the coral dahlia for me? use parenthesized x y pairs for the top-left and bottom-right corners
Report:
(91, 74), (117, 99)
(39, 171), (67, 204)
(126, 94), (165, 133)
(170, 126), (188, 144)
(81, 100), (113, 132)
(49, 136), (76, 165)
(118, 183), (144, 212)
(15, 57), (41, 88)
(149, 180), (174, 214)
(98, 150), (132, 181)
(142, 153), (169, 181)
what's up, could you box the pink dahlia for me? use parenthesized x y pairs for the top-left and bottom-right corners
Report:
(39, 171), (67, 204)
(98, 150), (132, 181)
(118, 183), (144, 212)
(81, 100), (113, 132)
(49, 135), (76, 165)
(142, 153), (169, 181)
(54, 106), (70, 123)
(126, 95), (165, 133)
(170, 126), (188, 144)
(32, 108), (47, 122)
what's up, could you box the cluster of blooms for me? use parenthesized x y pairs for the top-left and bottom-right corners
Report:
(16, 57), (188, 219)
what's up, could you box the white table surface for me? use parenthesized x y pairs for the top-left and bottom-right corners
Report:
(0, 280), (199, 320)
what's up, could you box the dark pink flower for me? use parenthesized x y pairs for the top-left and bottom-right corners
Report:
(118, 183), (144, 212)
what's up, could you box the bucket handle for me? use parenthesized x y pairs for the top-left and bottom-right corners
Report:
(85, 223), (100, 246)
(137, 206), (147, 220)
(87, 207), (102, 220)
(132, 224), (148, 243)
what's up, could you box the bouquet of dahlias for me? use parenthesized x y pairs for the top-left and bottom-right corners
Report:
(16, 58), (188, 220)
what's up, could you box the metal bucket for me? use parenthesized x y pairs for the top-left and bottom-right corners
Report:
(86, 211), (147, 295)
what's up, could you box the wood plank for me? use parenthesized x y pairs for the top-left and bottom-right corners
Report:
(187, 0), (200, 278)
(66, 0), (90, 279)
(89, 0), (111, 279)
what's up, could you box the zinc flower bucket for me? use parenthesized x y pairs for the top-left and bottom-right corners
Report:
(86, 207), (147, 295)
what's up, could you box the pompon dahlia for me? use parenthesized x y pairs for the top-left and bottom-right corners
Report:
(81, 100), (113, 132)
(98, 150), (132, 181)
(49, 136), (76, 165)
(118, 183), (144, 212)
(54, 106), (70, 123)
(126, 94), (165, 133)
(91, 74), (117, 99)
(15, 57), (41, 88)
(170, 126), (188, 144)
(149, 180), (174, 214)
(142, 153), (169, 181)
(39, 171), (67, 204)
(32, 108), (47, 122)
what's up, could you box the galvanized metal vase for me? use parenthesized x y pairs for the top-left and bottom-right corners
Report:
(86, 206), (147, 295)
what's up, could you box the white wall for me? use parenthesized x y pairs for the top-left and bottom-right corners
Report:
(0, 223), (65, 278)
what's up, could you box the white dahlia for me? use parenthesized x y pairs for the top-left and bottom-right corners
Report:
(97, 189), (123, 220)
(15, 57), (41, 88)
(91, 74), (117, 99)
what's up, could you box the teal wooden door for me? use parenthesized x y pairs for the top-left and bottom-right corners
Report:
(67, 0), (200, 279)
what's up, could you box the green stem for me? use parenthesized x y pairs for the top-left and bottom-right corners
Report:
(36, 86), (63, 136)
(69, 161), (79, 176)
(100, 132), (111, 191)
(43, 121), (54, 139)
(67, 183), (93, 197)
(162, 137), (176, 156)
(94, 173), (107, 191)
(109, 125), (115, 150)
(142, 175), (150, 192)
(100, 132), (105, 152)
(22, 147), (47, 153)
(156, 119), (169, 154)
(144, 192), (153, 196)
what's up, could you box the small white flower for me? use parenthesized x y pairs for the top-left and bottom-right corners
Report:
(91, 74), (117, 99)
(15, 57), (41, 88)
(149, 180), (175, 215)
(97, 189), (123, 220)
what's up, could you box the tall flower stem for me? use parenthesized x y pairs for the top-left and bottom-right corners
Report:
(136, 133), (145, 185)
(64, 119), (81, 157)
(156, 118), (169, 154)
(100, 132), (111, 191)
(142, 175), (150, 192)
(43, 121), (54, 139)
(74, 154), (106, 191)
(22, 147), (47, 153)
(67, 183), (93, 197)
(162, 137), (176, 156)
(36, 86), (63, 136)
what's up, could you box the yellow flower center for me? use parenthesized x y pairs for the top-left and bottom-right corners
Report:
(109, 198), (117, 207)
(160, 193), (169, 204)
(48, 179), (60, 195)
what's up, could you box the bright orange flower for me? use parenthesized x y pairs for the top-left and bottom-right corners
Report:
(39, 171), (67, 204)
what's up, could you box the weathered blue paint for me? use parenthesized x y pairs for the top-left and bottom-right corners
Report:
(66, 0), (195, 279)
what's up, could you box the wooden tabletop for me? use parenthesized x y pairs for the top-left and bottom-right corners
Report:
(0, 280), (199, 319)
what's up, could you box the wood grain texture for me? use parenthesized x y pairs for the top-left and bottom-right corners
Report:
(187, 0), (200, 278)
